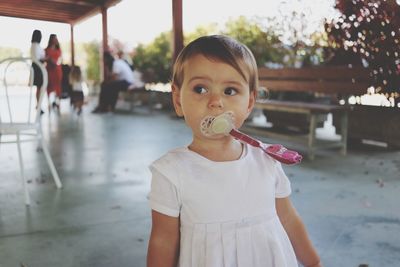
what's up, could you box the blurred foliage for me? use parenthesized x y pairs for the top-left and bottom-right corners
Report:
(324, 0), (400, 94)
(131, 32), (172, 83)
(83, 41), (101, 83)
(0, 47), (22, 61)
(282, 33), (327, 68)
(222, 16), (287, 67)
(184, 23), (219, 44)
(130, 16), (329, 84)
(77, 15), (330, 84)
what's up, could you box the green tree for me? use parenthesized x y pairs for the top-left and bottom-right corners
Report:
(132, 32), (172, 83)
(223, 16), (286, 67)
(129, 16), (328, 84)
(83, 41), (100, 83)
(184, 23), (219, 44)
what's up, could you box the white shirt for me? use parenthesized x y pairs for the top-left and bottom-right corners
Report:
(149, 143), (298, 267)
(71, 81), (83, 92)
(30, 42), (45, 62)
(112, 59), (134, 84)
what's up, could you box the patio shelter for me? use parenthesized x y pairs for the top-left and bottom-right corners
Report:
(0, 0), (183, 77)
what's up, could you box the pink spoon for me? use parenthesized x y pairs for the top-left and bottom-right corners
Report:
(229, 129), (302, 165)
(206, 113), (302, 165)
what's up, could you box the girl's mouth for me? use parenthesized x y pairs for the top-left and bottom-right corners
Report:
(200, 111), (302, 164)
(200, 111), (235, 137)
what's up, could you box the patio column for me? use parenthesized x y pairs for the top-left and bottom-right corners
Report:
(70, 24), (75, 67)
(172, 0), (183, 62)
(101, 5), (109, 81)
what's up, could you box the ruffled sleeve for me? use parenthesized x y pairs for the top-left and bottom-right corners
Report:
(149, 156), (181, 217)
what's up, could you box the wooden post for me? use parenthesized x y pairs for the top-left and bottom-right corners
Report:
(172, 0), (183, 62)
(70, 24), (75, 67)
(101, 6), (109, 81)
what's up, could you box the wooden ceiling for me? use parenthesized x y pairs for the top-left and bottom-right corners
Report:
(0, 0), (121, 25)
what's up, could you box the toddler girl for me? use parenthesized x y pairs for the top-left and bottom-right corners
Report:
(147, 35), (322, 267)
(69, 66), (85, 115)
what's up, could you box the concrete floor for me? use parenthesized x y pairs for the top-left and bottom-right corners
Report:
(0, 99), (399, 267)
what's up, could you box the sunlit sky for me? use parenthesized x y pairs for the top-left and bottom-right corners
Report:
(0, 0), (338, 55)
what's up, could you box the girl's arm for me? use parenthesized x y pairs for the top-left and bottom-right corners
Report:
(276, 197), (322, 267)
(147, 210), (180, 267)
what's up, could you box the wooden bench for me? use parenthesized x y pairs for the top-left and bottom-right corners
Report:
(243, 66), (372, 160)
(120, 86), (172, 113)
(120, 86), (156, 112)
(118, 70), (163, 113)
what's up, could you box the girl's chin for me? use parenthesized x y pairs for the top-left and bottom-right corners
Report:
(207, 134), (227, 140)
(199, 133), (232, 141)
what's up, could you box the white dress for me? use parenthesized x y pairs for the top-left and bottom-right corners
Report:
(149, 143), (298, 267)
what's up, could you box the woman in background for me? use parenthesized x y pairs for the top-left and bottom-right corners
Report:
(30, 29), (46, 110)
(45, 33), (63, 112)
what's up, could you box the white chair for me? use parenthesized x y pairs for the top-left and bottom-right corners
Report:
(0, 57), (62, 206)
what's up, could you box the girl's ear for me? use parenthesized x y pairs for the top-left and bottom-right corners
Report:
(172, 84), (184, 117)
(247, 89), (257, 114)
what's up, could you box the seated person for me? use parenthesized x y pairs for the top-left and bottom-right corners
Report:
(92, 51), (135, 113)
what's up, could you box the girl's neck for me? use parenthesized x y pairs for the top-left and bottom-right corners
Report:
(188, 137), (243, 162)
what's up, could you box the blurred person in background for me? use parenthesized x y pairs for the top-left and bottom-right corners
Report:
(30, 29), (46, 113)
(92, 51), (134, 113)
(45, 33), (63, 112)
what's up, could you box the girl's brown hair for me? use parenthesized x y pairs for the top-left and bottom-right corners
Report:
(69, 66), (82, 83)
(172, 35), (259, 92)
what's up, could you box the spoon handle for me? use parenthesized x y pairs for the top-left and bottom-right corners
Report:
(229, 129), (302, 165)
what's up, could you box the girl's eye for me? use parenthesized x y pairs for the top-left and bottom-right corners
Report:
(224, 87), (238, 96)
(193, 86), (207, 94)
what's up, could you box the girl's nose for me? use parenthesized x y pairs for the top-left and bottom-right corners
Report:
(208, 94), (223, 109)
